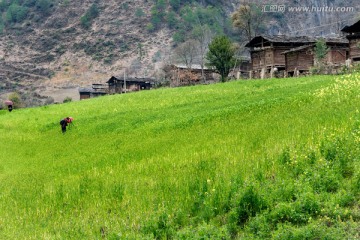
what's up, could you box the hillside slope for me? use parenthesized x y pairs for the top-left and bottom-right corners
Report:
(0, 0), (358, 104)
(0, 74), (360, 238)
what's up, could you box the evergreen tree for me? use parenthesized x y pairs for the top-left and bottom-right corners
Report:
(206, 35), (235, 82)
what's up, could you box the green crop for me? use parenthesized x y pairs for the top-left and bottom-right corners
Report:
(0, 74), (359, 239)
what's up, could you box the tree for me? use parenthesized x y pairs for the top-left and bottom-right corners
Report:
(36, 0), (52, 15)
(174, 40), (199, 69)
(314, 38), (329, 63)
(169, 0), (181, 11)
(135, 8), (145, 18)
(192, 24), (214, 81)
(6, 3), (28, 24)
(80, 3), (99, 29)
(231, 3), (265, 42)
(206, 35), (235, 82)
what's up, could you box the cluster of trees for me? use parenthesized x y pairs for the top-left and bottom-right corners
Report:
(0, 0), (53, 33)
(148, 0), (236, 45)
(170, 2), (266, 82)
(80, 3), (100, 29)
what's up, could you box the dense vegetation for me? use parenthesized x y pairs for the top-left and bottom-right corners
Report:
(0, 73), (360, 239)
(0, 0), (53, 30)
(150, 0), (238, 44)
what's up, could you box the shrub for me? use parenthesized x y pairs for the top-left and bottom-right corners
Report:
(169, 0), (181, 11)
(44, 96), (54, 105)
(135, 8), (145, 18)
(146, 23), (155, 32)
(176, 223), (230, 239)
(166, 11), (178, 29)
(80, 3), (99, 29)
(319, 137), (354, 178)
(142, 212), (175, 239)
(6, 3), (28, 24)
(36, 0), (52, 15)
(310, 168), (340, 193)
(295, 191), (320, 218)
(63, 97), (72, 103)
(246, 214), (272, 239)
(272, 222), (345, 240)
(231, 185), (267, 226)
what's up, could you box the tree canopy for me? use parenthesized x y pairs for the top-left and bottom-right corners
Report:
(206, 35), (236, 82)
(231, 3), (265, 42)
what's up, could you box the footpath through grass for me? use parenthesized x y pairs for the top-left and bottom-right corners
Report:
(0, 74), (359, 239)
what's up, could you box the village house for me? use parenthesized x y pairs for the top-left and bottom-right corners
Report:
(342, 20), (360, 63)
(163, 64), (219, 87)
(106, 76), (155, 94)
(229, 58), (252, 79)
(246, 35), (320, 78)
(282, 38), (348, 76)
(79, 83), (107, 100)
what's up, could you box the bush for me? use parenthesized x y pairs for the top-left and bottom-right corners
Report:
(36, 0), (52, 15)
(176, 223), (230, 239)
(310, 167), (340, 193)
(63, 97), (72, 103)
(6, 3), (28, 24)
(135, 8), (145, 18)
(80, 3), (99, 29)
(169, 0), (181, 11)
(231, 185), (267, 226)
(146, 23), (155, 32)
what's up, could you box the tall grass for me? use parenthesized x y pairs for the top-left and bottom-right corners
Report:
(0, 74), (359, 239)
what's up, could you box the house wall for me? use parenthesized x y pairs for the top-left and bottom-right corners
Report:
(251, 47), (291, 72)
(274, 47), (290, 67)
(286, 50), (314, 73)
(327, 48), (347, 64)
(349, 39), (360, 61)
(80, 93), (90, 100)
(286, 46), (347, 75)
(265, 49), (274, 67)
(251, 51), (265, 70)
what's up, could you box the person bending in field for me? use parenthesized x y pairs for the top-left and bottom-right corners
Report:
(60, 117), (73, 133)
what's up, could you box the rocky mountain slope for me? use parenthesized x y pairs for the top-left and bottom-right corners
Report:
(0, 0), (358, 105)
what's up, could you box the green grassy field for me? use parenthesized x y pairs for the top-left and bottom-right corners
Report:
(0, 73), (360, 239)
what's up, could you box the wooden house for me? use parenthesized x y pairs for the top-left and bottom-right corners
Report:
(79, 83), (107, 100)
(283, 38), (348, 76)
(245, 35), (317, 78)
(163, 64), (219, 87)
(342, 20), (360, 62)
(106, 76), (154, 94)
(228, 58), (251, 79)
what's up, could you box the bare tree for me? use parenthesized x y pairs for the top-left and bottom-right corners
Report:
(174, 40), (199, 69)
(231, 3), (265, 42)
(192, 24), (214, 81)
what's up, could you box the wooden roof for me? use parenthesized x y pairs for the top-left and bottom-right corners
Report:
(106, 76), (155, 84)
(245, 35), (347, 48)
(342, 20), (360, 33)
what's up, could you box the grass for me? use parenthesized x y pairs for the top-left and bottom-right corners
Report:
(0, 74), (359, 239)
